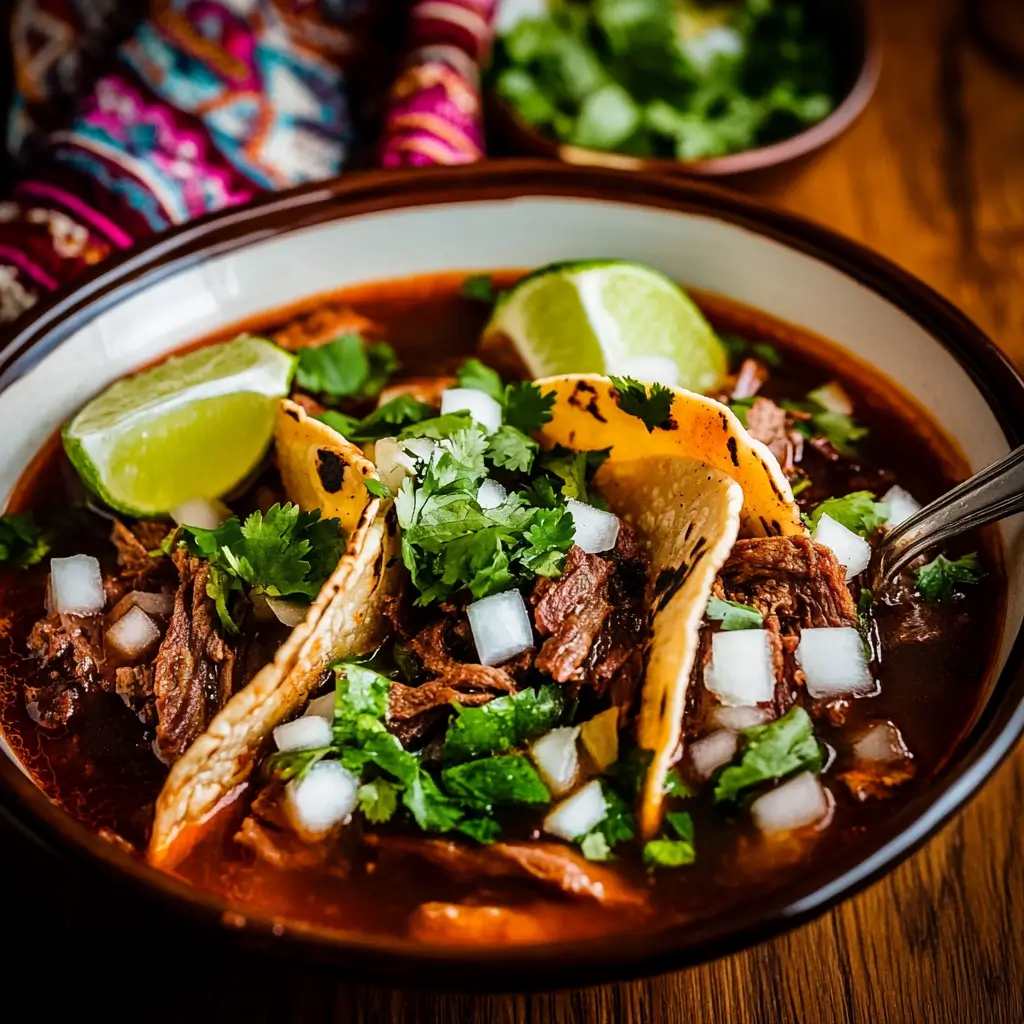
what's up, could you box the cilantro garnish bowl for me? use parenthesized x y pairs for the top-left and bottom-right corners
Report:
(489, 0), (880, 181)
(0, 162), (1021, 991)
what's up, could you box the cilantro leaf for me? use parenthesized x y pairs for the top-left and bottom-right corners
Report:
(539, 446), (610, 504)
(751, 342), (782, 367)
(363, 477), (391, 500)
(456, 816), (501, 843)
(444, 684), (566, 763)
(398, 412), (474, 442)
(642, 810), (695, 868)
(807, 491), (889, 536)
(664, 767), (694, 799)
(914, 552), (982, 603)
(706, 597), (763, 631)
(296, 335), (398, 401)
(584, 784), (636, 846)
(487, 424), (538, 472)
(403, 769), (465, 831)
(729, 397), (754, 427)
(581, 832), (612, 861)
(356, 779), (399, 823)
(461, 274), (499, 304)
(809, 408), (868, 455)
(0, 512), (49, 567)
(333, 663), (392, 745)
(714, 706), (823, 804)
(441, 754), (551, 812)
(503, 381), (555, 433)
(317, 395), (433, 443)
(315, 409), (360, 437)
(264, 746), (330, 782)
(610, 376), (675, 432)
(519, 507), (574, 577)
(457, 358), (504, 401)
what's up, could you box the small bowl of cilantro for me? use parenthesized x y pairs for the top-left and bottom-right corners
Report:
(488, 0), (879, 176)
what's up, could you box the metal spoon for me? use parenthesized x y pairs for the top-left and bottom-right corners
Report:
(869, 444), (1024, 592)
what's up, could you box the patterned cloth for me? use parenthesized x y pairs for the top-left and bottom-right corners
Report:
(380, 0), (498, 167)
(0, 0), (365, 323)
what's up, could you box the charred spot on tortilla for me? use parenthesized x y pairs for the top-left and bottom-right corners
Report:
(726, 436), (740, 467)
(569, 380), (608, 423)
(316, 449), (345, 493)
(719, 411), (729, 431)
(285, 408), (300, 421)
(656, 416), (678, 431)
(684, 521), (695, 541)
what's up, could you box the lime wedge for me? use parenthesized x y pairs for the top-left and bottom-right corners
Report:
(481, 260), (727, 393)
(64, 337), (296, 517)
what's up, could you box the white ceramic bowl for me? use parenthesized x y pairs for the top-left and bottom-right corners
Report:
(1, 162), (1022, 988)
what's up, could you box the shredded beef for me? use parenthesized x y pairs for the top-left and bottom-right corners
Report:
(366, 836), (647, 908)
(236, 783), (350, 874)
(115, 665), (156, 724)
(27, 613), (103, 688)
(730, 358), (769, 400)
(744, 397), (805, 476)
(152, 550), (236, 765)
(24, 680), (80, 729)
(110, 520), (171, 584)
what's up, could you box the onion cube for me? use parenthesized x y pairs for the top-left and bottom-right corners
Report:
(105, 606), (161, 660)
(709, 705), (771, 731)
(797, 627), (875, 699)
(530, 726), (580, 795)
(618, 355), (680, 387)
(476, 478), (508, 510)
(566, 499), (620, 554)
(852, 720), (910, 764)
(50, 555), (105, 616)
(689, 729), (739, 780)
(704, 629), (775, 706)
(401, 436), (437, 463)
(751, 772), (830, 834)
(543, 779), (607, 841)
(881, 485), (922, 530)
(304, 691), (336, 721)
(286, 761), (359, 834)
(467, 590), (534, 667)
(440, 387), (502, 434)
(170, 496), (230, 530)
(274, 715), (333, 752)
(807, 380), (853, 416)
(811, 513), (871, 579)
(374, 437), (417, 492)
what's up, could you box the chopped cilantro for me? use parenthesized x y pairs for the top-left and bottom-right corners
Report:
(487, 424), (538, 472)
(363, 477), (391, 500)
(588, 784), (637, 845)
(914, 552), (982, 603)
(356, 779), (399, 823)
(539, 446), (610, 505)
(461, 274), (499, 304)
(443, 684), (565, 763)
(332, 663), (392, 745)
(610, 376), (675, 432)
(0, 512), (49, 567)
(403, 769), (465, 831)
(664, 767), (695, 800)
(457, 358), (504, 401)
(806, 491), (889, 536)
(642, 810), (696, 868)
(316, 394), (432, 442)
(580, 831), (612, 861)
(441, 754), (551, 811)
(729, 397), (754, 427)
(751, 342), (782, 368)
(457, 816), (502, 844)
(264, 746), (330, 782)
(181, 504), (346, 633)
(398, 412), (474, 442)
(790, 477), (811, 498)
(785, 393), (868, 455)
(295, 335), (398, 401)
(706, 597), (763, 631)
(503, 381), (555, 434)
(714, 706), (823, 804)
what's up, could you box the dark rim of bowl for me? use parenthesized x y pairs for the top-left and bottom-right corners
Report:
(0, 160), (1022, 992)
(490, 2), (882, 176)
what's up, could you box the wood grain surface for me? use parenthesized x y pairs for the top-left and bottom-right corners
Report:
(3, 0), (1023, 1020)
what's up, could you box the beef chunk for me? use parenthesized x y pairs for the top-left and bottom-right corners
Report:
(744, 397), (805, 476)
(24, 681), (80, 729)
(110, 520), (171, 583)
(115, 665), (156, 724)
(152, 551), (236, 765)
(531, 526), (650, 709)
(730, 358), (769, 400)
(366, 836), (647, 908)
(236, 783), (350, 875)
(27, 613), (103, 687)
(717, 537), (857, 630)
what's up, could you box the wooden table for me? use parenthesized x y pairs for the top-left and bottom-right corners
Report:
(3, 0), (1023, 1020)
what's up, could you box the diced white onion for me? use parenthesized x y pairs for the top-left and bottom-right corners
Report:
(304, 691), (336, 721)
(105, 605), (161, 660)
(618, 355), (680, 387)
(170, 496), (230, 530)
(852, 720), (910, 764)
(811, 513), (871, 579)
(704, 629), (775, 706)
(50, 555), (105, 616)
(266, 597), (308, 628)
(566, 498), (620, 554)
(681, 25), (745, 71)
(467, 590), (534, 667)
(476, 478), (508, 510)
(881, 485), (922, 530)
(796, 627), (875, 699)
(286, 760), (359, 834)
(440, 387), (503, 434)
(530, 726), (580, 796)
(543, 779), (607, 841)
(807, 380), (853, 416)
(709, 705), (771, 731)
(401, 437), (437, 463)
(689, 729), (739, 780)
(751, 772), (830, 834)
(274, 714), (333, 752)
(374, 437), (417, 492)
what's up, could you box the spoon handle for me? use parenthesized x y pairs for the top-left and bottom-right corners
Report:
(871, 444), (1024, 590)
